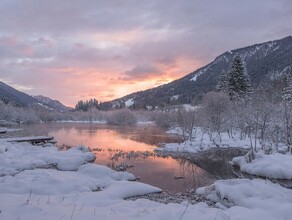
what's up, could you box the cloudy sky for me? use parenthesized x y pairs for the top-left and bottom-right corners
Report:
(0, 0), (291, 106)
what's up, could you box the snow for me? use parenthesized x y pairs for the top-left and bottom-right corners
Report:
(37, 102), (54, 111)
(0, 127), (22, 132)
(0, 164), (151, 196)
(170, 95), (179, 101)
(190, 73), (199, 81)
(57, 120), (107, 124)
(0, 140), (96, 176)
(181, 104), (197, 111)
(136, 121), (155, 125)
(1, 138), (292, 219)
(190, 66), (211, 82)
(231, 151), (292, 179)
(197, 178), (292, 220)
(125, 98), (134, 107)
(0, 120), (19, 125)
(1, 176), (292, 220)
(159, 128), (251, 154)
(3, 135), (53, 142)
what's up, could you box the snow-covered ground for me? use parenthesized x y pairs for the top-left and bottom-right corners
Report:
(158, 128), (252, 153)
(0, 140), (95, 176)
(0, 120), (19, 126)
(231, 151), (292, 179)
(197, 178), (292, 220)
(136, 121), (155, 125)
(1, 138), (292, 219)
(57, 120), (155, 125)
(57, 120), (107, 124)
(162, 126), (292, 180)
(0, 127), (22, 132)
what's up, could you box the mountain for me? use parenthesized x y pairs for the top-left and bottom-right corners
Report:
(0, 81), (36, 106)
(99, 36), (292, 110)
(34, 95), (71, 112)
(0, 81), (70, 112)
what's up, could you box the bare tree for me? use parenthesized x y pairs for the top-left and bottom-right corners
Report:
(282, 103), (292, 152)
(177, 109), (197, 141)
(201, 92), (231, 141)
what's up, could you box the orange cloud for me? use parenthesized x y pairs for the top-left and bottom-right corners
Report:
(34, 55), (203, 107)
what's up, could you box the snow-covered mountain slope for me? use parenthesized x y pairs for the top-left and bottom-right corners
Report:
(100, 36), (292, 110)
(0, 81), (37, 106)
(34, 95), (71, 112)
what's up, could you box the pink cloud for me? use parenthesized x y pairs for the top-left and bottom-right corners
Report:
(0, 0), (291, 106)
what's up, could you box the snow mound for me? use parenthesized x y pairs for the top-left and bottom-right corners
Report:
(0, 140), (96, 176)
(197, 178), (292, 220)
(231, 152), (292, 179)
(0, 164), (157, 197)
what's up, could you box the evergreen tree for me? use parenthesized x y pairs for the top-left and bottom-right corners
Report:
(217, 71), (229, 93)
(218, 55), (252, 101)
(74, 98), (99, 111)
(282, 74), (292, 103)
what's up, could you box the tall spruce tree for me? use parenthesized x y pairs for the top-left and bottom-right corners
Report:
(217, 71), (229, 93)
(218, 55), (252, 101)
(282, 74), (292, 103)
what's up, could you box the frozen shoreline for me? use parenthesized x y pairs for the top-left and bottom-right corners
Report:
(158, 128), (253, 154)
(231, 151), (292, 179)
(159, 127), (292, 180)
(1, 137), (292, 219)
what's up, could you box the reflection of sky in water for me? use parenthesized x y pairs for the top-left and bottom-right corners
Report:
(13, 123), (215, 192)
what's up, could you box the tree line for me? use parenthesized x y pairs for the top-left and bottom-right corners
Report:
(74, 98), (99, 111)
(171, 55), (292, 154)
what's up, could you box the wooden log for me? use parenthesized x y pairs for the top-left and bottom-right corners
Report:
(4, 136), (54, 144)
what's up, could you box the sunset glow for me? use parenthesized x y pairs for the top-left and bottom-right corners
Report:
(0, 0), (291, 106)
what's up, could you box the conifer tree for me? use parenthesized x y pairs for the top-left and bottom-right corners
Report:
(218, 55), (252, 102)
(282, 74), (292, 103)
(217, 71), (229, 93)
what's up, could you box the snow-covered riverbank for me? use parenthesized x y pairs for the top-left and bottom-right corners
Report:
(157, 128), (252, 154)
(1, 138), (292, 219)
(231, 151), (292, 179)
(159, 127), (292, 180)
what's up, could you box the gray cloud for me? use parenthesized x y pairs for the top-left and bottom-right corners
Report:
(0, 0), (291, 105)
(122, 64), (160, 81)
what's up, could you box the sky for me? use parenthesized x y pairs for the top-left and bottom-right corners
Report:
(0, 0), (291, 107)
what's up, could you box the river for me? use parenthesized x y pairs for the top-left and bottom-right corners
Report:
(3, 122), (219, 192)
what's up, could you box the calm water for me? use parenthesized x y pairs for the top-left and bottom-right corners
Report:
(4, 122), (216, 192)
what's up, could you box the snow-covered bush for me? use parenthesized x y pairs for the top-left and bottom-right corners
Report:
(0, 103), (40, 124)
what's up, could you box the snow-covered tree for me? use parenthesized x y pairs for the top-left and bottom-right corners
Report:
(177, 109), (197, 141)
(202, 91), (231, 140)
(217, 71), (229, 93)
(218, 55), (252, 102)
(282, 74), (292, 103)
(75, 98), (99, 111)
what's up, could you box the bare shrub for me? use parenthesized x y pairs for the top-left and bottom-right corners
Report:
(153, 111), (176, 128)
(106, 109), (137, 125)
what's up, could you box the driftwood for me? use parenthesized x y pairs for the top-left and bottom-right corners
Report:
(3, 136), (54, 144)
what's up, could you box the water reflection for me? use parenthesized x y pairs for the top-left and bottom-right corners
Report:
(7, 122), (215, 192)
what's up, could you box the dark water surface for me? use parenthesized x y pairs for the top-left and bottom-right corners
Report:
(4, 122), (218, 192)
